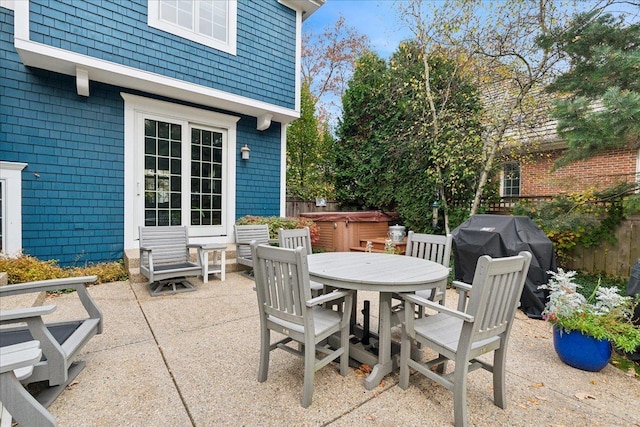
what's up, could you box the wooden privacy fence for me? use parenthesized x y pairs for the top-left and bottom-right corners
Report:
(286, 198), (342, 217)
(567, 214), (640, 278)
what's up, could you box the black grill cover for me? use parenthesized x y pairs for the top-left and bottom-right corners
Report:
(452, 215), (557, 319)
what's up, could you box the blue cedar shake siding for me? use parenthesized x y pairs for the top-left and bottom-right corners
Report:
(1, 4), (285, 265)
(28, 0), (296, 109)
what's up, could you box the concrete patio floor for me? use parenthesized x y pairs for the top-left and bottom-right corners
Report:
(8, 272), (640, 426)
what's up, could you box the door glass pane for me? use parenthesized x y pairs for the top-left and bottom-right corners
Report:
(190, 127), (223, 226)
(144, 119), (182, 226)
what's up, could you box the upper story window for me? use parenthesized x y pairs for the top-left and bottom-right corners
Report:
(502, 162), (521, 197)
(148, 0), (237, 55)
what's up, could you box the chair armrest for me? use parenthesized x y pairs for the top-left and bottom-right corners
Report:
(306, 289), (353, 307)
(452, 280), (472, 312)
(0, 305), (57, 324)
(186, 243), (202, 249)
(400, 293), (474, 322)
(451, 280), (472, 292)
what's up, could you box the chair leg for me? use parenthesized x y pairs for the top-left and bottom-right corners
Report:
(339, 324), (349, 376)
(301, 339), (315, 408)
(0, 371), (56, 427)
(398, 327), (411, 390)
(452, 358), (470, 427)
(493, 347), (508, 408)
(258, 328), (270, 383)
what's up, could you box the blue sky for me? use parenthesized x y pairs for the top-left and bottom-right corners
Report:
(303, 0), (413, 58)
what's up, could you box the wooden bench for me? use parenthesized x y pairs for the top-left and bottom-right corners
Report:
(0, 275), (103, 408)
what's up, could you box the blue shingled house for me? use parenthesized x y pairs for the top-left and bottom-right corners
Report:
(0, 0), (322, 265)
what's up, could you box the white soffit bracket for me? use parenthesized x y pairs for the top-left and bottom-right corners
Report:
(257, 113), (273, 131)
(76, 67), (89, 96)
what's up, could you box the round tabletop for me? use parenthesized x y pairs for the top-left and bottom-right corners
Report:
(307, 252), (449, 293)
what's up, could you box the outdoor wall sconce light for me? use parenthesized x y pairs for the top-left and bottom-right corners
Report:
(241, 144), (250, 160)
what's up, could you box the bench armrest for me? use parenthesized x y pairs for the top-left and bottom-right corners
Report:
(0, 276), (103, 333)
(0, 342), (42, 374)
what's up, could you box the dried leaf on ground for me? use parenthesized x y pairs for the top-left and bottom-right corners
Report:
(575, 392), (596, 400)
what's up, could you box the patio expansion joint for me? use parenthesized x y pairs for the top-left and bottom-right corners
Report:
(129, 281), (197, 427)
(321, 381), (400, 426)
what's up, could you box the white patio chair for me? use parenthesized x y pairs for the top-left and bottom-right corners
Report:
(251, 241), (354, 408)
(398, 251), (532, 427)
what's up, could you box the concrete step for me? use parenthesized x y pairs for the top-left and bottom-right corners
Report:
(124, 245), (248, 281)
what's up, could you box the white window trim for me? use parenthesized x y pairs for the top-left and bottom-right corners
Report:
(122, 93), (239, 250)
(0, 0), (15, 11)
(0, 161), (27, 257)
(500, 163), (521, 198)
(147, 0), (237, 55)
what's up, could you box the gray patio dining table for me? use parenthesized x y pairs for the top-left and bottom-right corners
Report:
(307, 251), (449, 390)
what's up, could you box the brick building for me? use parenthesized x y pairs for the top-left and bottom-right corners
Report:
(503, 146), (640, 197)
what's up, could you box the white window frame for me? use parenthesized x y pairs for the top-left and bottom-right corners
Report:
(148, 0), (237, 55)
(0, 161), (27, 257)
(122, 93), (239, 249)
(501, 162), (521, 197)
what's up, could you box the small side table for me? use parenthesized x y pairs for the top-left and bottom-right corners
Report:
(196, 243), (227, 283)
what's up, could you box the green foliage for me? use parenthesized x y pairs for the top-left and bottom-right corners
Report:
(540, 269), (640, 353)
(513, 186), (629, 264)
(235, 215), (320, 244)
(333, 44), (486, 232)
(541, 12), (640, 168)
(286, 82), (334, 200)
(0, 254), (128, 284)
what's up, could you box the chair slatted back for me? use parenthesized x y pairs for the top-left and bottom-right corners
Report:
(278, 227), (313, 255)
(139, 226), (190, 266)
(464, 252), (532, 343)
(252, 243), (312, 328)
(405, 231), (452, 268)
(235, 224), (271, 261)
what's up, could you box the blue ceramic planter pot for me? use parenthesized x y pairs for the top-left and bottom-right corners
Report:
(553, 327), (611, 372)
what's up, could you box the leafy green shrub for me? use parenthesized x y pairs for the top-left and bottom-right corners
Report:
(236, 215), (320, 243)
(512, 186), (627, 264)
(0, 254), (128, 284)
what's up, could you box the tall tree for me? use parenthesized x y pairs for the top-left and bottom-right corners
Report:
(333, 51), (390, 207)
(334, 43), (484, 233)
(286, 82), (328, 199)
(302, 15), (370, 122)
(540, 11), (640, 168)
(397, 0), (633, 215)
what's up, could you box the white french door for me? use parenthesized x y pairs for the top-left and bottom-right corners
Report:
(123, 93), (238, 247)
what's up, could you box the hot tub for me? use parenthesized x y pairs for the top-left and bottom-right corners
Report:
(300, 211), (399, 252)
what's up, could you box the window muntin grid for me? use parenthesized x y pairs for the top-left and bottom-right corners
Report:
(151, 0), (234, 51)
(190, 127), (223, 226)
(144, 119), (183, 226)
(503, 162), (521, 197)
